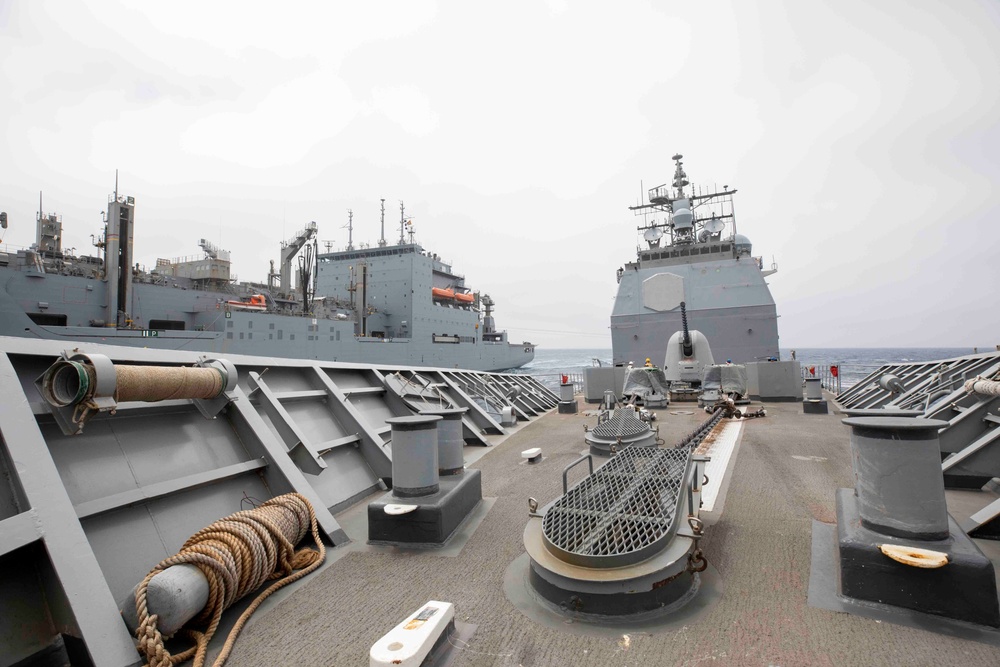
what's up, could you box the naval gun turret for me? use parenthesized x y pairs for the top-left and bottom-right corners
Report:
(664, 302), (714, 398)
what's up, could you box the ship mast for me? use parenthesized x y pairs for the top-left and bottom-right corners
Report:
(671, 153), (688, 197)
(378, 199), (387, 247)
(398, 200), (406, 245)
(346, 209), (354, 251)
(629, 153), (738, 251)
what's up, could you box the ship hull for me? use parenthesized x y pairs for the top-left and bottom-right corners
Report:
(611, 256), (779, 366)
(0, 272), (533, 372)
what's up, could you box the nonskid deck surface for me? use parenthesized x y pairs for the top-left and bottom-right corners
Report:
(220, 401), (1000, 666)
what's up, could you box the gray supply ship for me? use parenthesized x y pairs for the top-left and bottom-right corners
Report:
(3, 176), (1000, 667)
(610, 154), (780, 366)
(0, 192), (534, 371)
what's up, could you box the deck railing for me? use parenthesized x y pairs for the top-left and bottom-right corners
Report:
(526, 372), (583, 394)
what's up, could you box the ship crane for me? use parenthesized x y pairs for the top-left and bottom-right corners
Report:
(278, 221), (318, 296)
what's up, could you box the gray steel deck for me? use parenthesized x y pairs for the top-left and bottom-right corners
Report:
(4, 334), (999, 666)
(217, 400), (1000, 666)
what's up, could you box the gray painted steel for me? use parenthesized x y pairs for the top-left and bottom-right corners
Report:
(585, 409), (658, 454)
(559, 382), (574, 402)
(0, 335), (556, 665)
(387, 415), (442, 497)
(611, 156), (780, 367)
(748, 360), (803, 401)
(119, 564), (208, 637)
(542, 447), (692, 568)
(844, 417), (951, 539)
(0, 192), (534, 372)
(805, 378), (822, 401)
(834, 488), (1000, 627)
(834, 351), (1000, 501)
(419, 408), (468, 475)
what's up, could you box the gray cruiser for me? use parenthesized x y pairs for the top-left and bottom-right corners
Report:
(611, 154), (780, 365)
(0, 191), (534, 371)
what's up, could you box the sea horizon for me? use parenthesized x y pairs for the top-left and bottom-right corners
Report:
(518, 346), (993, 391)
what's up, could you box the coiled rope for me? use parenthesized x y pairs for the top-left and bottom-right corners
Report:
(134, 493), (326, 667)
(965, 374), (1000, 397)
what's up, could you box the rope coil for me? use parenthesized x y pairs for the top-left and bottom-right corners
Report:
(965, 376), (1000, 397)
(134, 493), (326, 667)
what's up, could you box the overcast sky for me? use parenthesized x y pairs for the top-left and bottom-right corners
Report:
(1, 1), (997, 350)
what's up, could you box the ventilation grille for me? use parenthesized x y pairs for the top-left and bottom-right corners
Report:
(542, 447), (691, 567)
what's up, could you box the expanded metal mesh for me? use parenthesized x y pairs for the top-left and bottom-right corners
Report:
(542, 447), (691, 567)
(592, 412), (650, 439)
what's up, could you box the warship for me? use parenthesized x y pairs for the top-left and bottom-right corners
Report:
(0, 192), (534, 372)
(3, 168), (1000, 667)
(2, 336), (1000, 667)
(611, 154), (780, 366)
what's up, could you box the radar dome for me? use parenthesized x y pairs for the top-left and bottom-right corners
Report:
(672, 208), (693, 230)
(734, 234), (752, 256)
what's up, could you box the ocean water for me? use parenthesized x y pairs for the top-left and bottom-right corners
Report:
(519, 347), (984, 392)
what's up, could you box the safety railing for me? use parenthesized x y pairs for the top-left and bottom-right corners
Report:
(526, 372), (584, 394)
(800, 363), (886, 394)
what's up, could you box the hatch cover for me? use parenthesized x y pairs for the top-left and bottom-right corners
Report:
(542, 447), (691, 568)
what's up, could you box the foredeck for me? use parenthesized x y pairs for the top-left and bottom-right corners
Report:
(218, 398), (1000, 666)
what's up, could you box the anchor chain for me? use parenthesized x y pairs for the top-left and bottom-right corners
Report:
(687, 515), (708, 573)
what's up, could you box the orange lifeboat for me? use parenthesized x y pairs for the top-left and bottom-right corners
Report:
(432, 288), (456, 300)
(226, 294), (267, 311)
(454, 292), (474, 304)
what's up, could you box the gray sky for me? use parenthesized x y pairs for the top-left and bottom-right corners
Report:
(1, 0), (997, 349)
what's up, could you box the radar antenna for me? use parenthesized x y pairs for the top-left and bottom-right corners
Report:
(672, 154), (689, 196)
(703, 216), (726, 234)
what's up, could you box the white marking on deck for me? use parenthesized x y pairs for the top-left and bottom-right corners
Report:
(699, 420), (743, 513)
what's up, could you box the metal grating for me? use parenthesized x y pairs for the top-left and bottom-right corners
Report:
(542, 447), (691, 568)
(592, 412), (650, 439)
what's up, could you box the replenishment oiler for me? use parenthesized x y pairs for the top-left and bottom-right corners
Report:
(3, 164), (1000, 667)
(0, 191), (534, 371)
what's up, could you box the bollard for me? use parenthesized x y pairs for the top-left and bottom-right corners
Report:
(802, 377), (828, 414)
(387, 415), (443, 497)
(119, 564), (209, 637)
(834, 415), (1000, 626)
(804, 377), (822, 401)
(370, 415), (483, 545)
(842, 416), (950, 539)
(559, 382), (574, 403)
(419, 408), (468, 476)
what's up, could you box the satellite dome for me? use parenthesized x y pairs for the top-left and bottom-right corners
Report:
(733, 234), (752, 256)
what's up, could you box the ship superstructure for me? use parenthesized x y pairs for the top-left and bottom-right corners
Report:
(611, 154), (779, 366)
(0, 190), (534, 371)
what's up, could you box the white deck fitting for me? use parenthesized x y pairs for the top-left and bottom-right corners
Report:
(370, 600), (455, 667)
(384, 504), (418, 515)
(699, 420), (743, 512)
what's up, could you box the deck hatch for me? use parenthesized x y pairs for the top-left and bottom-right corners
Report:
(591, 411), (652, 439)
(542, 447), (691, 568)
